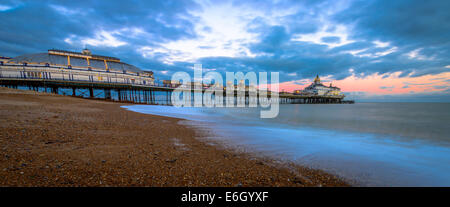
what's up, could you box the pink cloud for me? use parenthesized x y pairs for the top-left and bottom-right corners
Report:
(278, 72), (450, 94)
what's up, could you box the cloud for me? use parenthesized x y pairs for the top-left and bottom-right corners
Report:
(406, 48), (434, 61)
(72, 30), (127, 47)
(321, 36), (340, 43)
(373, 40), (390, 48)
(433, 85), (449, 90)
(380, 86), (395, 90)
(0, 4), (12, 11)
(0, 0), (199, 56)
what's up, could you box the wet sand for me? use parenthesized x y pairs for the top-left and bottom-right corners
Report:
(0, 87), (348, 186)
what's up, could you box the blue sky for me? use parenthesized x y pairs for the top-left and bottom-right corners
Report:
(0, 0), (449, 101)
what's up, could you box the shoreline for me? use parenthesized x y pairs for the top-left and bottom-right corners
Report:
(0, 87), (349, 186)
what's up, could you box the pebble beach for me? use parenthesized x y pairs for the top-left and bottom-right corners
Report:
(0, 87), (348, 187)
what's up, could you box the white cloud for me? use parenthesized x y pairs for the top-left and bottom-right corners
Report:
(63, 36), (74, 45)
(346, 46), (398, 58)
(145, 2), (262, 63)
(0, 4), (12, 11)
(292, 24), (355, 48)
(50, 5), (77, 15)
(137, 0), (303, 63)
(138, 46), (177, 65)
(406, 48), (434, 61)
(347, 48), (368, 56)
(82, 30), (127, 47)
(116, 27), (148, 38)
(65, 30), (127, 48)
(374, 46), (398, 57)
(373, 40), (390, 48)
(50, 4), (92, 16)
(407, 48), (420, 59)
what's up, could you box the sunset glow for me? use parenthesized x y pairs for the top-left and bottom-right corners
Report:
(280, 72), (450, 95)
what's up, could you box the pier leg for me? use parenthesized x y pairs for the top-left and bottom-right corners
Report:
(144, 90), (148, 104)
(131, 89), (134, 103)
(89, 88), (94, 98)
(150, 90), (153, 104)
(137, 90), (140, 103)
(104, 89), (111, 100)
(52, 87), (58, 94)
(136, 90), (139, 103)
(166, 91), (169, 105)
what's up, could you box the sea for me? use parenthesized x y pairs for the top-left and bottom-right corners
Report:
(122, 103), (450, 186)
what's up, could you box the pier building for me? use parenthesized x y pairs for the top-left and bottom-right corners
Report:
(1, 49), (154, 85)
(295, 75), (343, 96)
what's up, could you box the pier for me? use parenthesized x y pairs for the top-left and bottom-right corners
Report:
(0, 78), (350, 105)
(0, 50), (352, 105)
(0, 63), (350, 105)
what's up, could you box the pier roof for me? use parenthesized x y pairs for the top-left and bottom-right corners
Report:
(9, 49), (144, 73)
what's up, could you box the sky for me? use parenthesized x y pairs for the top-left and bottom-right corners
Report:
(0, 0), (449, 102)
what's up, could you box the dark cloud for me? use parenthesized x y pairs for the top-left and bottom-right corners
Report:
(0, 0), (199, 57)
(332, 0), (450, 74)
(334, 0), (450, 46)
(249, 26), (290, 55)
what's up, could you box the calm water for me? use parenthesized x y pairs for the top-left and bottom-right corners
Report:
(123, 103), (450, 186)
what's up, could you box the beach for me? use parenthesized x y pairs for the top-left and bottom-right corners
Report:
(0, 87), (348, 187)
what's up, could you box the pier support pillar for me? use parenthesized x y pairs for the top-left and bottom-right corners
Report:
(51, 87), (58, 94)
(89, 87), (94, 98)
(104, 89), (111, 100)
(150, 90), (153, 104)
